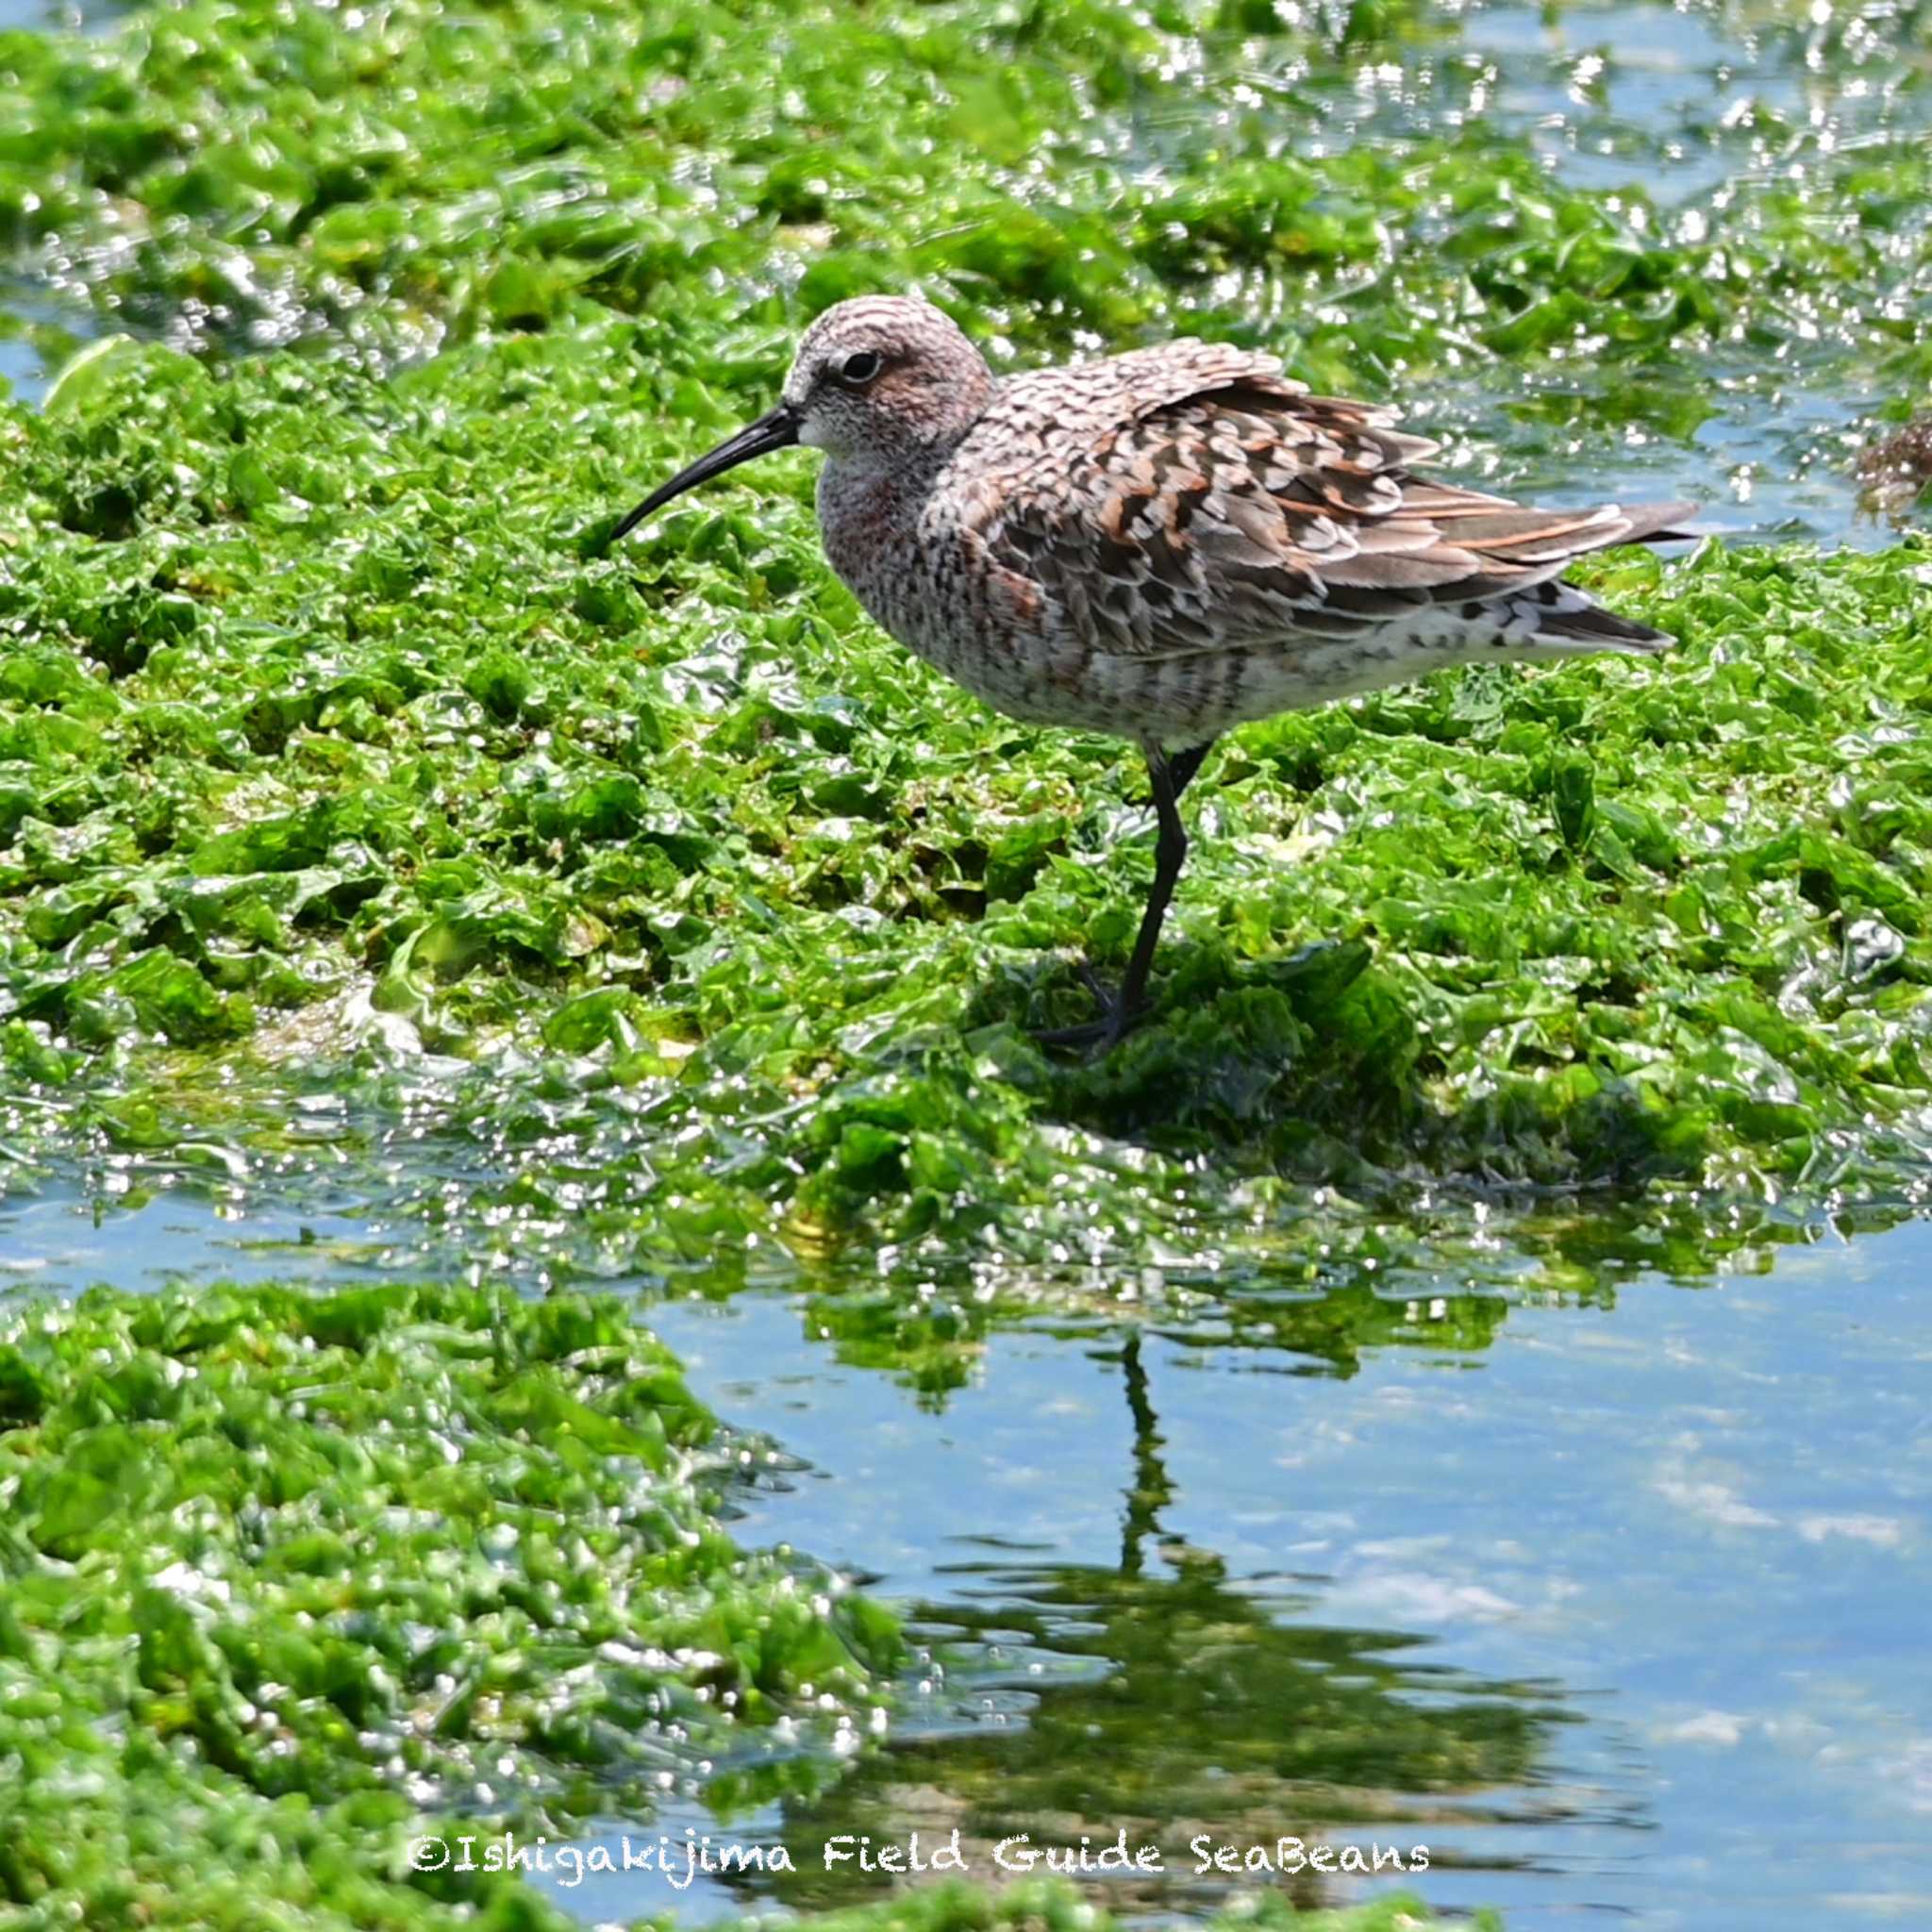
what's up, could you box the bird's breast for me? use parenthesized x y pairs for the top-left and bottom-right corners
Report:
(815, 458), (928, 639)
(817, 458), (1049, 679)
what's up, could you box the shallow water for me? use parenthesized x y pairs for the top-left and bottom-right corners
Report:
(0, 272), (103, 408)
(0, 0), (125, 34)
(614, 1230), (1932, 1931)
(10, 1180), (1929, 1930)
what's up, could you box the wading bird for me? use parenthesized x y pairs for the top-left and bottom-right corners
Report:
(616, 296), (1691, 1049)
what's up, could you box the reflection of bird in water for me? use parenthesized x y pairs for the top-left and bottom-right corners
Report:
(619, 294), (1694, 1049)
(1113, 1330), (1173, 1578)
(732, 1318), (1567, 1922)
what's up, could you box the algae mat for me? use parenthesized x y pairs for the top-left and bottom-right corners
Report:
(2, 0), (1931, 1928)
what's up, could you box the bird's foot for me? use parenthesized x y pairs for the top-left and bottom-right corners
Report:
(1036, 962), (1148, 1054)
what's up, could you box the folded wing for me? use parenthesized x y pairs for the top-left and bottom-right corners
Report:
(981, 345), (1693, 658)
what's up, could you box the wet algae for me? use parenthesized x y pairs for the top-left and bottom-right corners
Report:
(5, 0), (1932, 1255)
(0, 1280), (1497, 1930)
(4, 329), (1931, 1253)
(0, 1282), (899, 1926)
(3, 0), (1932, 1924)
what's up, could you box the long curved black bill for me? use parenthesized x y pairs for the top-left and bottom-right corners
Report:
(610, 404), (799, 543)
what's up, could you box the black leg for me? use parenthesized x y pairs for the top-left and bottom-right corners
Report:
(1117, 1329), (1171, 1578)
(1114, 745), (1191, 1018)
(1166, 739), (1215, 799)
(1039, 739), (1215, 1052)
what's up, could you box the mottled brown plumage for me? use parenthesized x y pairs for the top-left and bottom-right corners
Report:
(619, 296), (1697, 1047)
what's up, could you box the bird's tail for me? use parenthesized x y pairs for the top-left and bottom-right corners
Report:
(1519, 579), (1674, 655)
(1472, 499), (1695, 657)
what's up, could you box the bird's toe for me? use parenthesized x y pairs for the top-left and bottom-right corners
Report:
(1036, 966), (1148, 1055)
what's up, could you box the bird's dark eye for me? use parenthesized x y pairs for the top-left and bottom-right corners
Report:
(839, 350), (884, 386)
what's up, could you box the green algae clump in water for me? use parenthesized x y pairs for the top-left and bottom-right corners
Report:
(0, 1281), (900, 1927)
(3, 0), (1932, 1922)
(3, 329), (1932, 1266)
(2, 0), (1931, 1266)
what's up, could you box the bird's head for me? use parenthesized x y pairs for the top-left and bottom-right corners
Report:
(612, 296), (993, 541)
